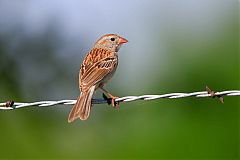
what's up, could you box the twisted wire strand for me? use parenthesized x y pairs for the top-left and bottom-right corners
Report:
(0, 90), (239, 110)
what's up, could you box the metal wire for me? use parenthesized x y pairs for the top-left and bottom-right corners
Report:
(0, 89), (239, 110)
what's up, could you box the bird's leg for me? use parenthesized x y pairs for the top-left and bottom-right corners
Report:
(99, 87), (119, 108)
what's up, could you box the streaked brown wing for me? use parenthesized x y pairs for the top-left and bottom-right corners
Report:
(80, 56), (117, 91)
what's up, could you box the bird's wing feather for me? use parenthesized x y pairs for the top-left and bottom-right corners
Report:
(80, 56), (117, 91)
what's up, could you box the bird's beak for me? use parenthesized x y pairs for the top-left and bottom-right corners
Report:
(119, 37), (128, 44)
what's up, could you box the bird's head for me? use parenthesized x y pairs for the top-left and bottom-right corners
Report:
(94, 34), (128, 52)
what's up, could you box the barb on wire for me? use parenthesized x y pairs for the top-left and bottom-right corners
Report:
(0, 86), (240, 110)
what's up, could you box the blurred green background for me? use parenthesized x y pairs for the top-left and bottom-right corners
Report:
(0, 0), (239, 159)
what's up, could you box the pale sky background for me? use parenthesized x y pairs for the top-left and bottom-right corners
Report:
(0, 0), (235, 98)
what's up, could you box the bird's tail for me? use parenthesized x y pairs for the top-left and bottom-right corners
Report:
(68, 86), (95, 122)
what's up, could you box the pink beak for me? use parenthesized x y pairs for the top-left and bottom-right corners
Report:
(119, 37), (128, 44)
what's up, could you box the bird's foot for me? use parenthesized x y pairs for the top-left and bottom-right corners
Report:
(111, 96), (120, 109)
(102, 93), (120, 109)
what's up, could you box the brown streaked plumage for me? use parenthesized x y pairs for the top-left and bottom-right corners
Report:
(68, 34), (128, 122)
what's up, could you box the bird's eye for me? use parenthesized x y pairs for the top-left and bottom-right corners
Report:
(110, 37), (115, 41)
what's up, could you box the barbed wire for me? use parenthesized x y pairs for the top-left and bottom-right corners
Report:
(0, 87), (239, 110)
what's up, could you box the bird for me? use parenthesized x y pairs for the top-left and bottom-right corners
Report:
(68, 34), (128, 122)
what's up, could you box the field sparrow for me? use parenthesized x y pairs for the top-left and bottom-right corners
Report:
(68, 34), (128, 122)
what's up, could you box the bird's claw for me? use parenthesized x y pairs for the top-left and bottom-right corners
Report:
(111, 96), (120, 109)
(102, 93), (120, 109)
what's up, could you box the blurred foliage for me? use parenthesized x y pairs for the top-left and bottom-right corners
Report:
(0, 1), (239, 159)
